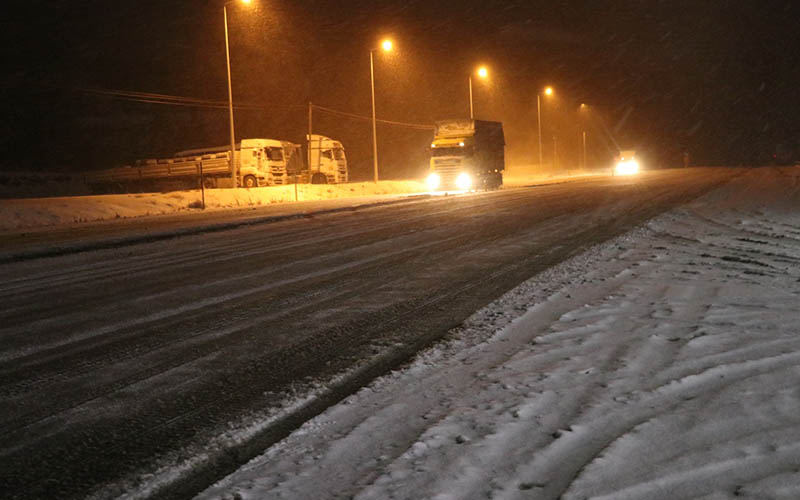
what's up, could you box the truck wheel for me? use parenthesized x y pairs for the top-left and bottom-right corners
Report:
(311, 173), (328, 184)
(243, 175), (257, 188)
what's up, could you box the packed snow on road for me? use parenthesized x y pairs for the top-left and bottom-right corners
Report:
(186, 167), (800, 500)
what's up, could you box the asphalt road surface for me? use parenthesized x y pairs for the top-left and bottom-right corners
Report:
(0, 168), (741, 499)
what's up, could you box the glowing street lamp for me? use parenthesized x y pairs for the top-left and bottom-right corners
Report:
(370, 38), (393, 183)
(537, 86), (554, 167)
(223, 0), (253, 187)
(579, 103), (588, 169)
(469, 66), (489, 120)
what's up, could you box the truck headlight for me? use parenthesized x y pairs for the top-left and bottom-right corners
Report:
(455, 172), (472, 190)
(615, 160), (639, 175)
(426, 173), (441, 190)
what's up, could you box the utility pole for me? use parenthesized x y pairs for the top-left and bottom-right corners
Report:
(308, 101), (313, 173)
(553, 136), (558, 170)
(469, 76), (474, 120)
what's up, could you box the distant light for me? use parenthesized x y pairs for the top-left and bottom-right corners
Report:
(241, 0), (252, 3)
(580, 103), (587, 109)
(615, 160), (639, 176)
(544, 87), (554, 96)
(458, 141), (465, 147)
(381, 39), (393, 52)
(431, 143), (437, 148)
(477, 66), (488, 79)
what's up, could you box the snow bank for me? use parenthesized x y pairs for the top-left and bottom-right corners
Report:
(0, 181), (428, 230)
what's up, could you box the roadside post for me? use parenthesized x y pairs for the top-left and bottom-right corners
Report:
(197, 160), (206, 210)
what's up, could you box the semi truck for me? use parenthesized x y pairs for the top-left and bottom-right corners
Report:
(85, 135), (348, 193)
(426, 119), (505, 191)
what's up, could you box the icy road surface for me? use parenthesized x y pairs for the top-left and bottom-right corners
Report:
(0, 168), (740, 499)
(199, 167), (800, 500)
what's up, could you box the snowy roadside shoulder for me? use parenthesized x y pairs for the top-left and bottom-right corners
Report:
(0, 181), (428, 231)
(194, 167), (800, 500)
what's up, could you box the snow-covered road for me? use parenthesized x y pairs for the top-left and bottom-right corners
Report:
(198, 167), (800, 500)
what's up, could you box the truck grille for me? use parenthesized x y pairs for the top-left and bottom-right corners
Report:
(270, 165), (287, 185)
(432, 158), (462, 186)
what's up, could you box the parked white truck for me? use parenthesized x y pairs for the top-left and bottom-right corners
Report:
(306, 134), (348, 184)
(86, 136), (347, 193)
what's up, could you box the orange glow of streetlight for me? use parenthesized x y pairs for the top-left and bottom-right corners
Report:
(477, 66), (488, 79)
(544, 86), (554, 96)
(381, 39), (393, 52)
(241, 0), (251, 3)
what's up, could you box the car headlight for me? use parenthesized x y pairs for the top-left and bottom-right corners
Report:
(426, 173), (441, 190)
(615, 160), (639, 175)
(455, 172), (472, 190)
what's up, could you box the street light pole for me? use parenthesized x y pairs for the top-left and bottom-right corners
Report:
(582, 130), (587, 169)
(370, 39), (393, 183)
(223, 4), (237, 189)
(537, 86), (553, 168)
(537, 94), (542, 167)
(469, 66), (488, 121)
(370, 49), (379, 183)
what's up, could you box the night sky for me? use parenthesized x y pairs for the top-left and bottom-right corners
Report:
(3, 0), (799, 180)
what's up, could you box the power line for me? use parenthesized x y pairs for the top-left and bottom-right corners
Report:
(312, 104), (435, 131)
(76, 86), (435, 131)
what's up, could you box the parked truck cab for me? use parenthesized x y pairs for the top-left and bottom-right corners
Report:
(307, 134), (348, 184)
(241, 138), (291, 187)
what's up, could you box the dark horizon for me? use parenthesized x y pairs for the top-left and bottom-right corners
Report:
(3, 0), (799, 180)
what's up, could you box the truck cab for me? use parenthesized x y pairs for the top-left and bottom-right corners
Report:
(427, 119), (504, 191)
(237, 138), (292, 187)
(174, 138), (289, 188)
(307, 134), (348, 184)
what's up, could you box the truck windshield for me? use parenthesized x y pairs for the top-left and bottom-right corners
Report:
(266, 147), (284, 161)
(432, 146), (473, 157)
(333, 148), (345, 160)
